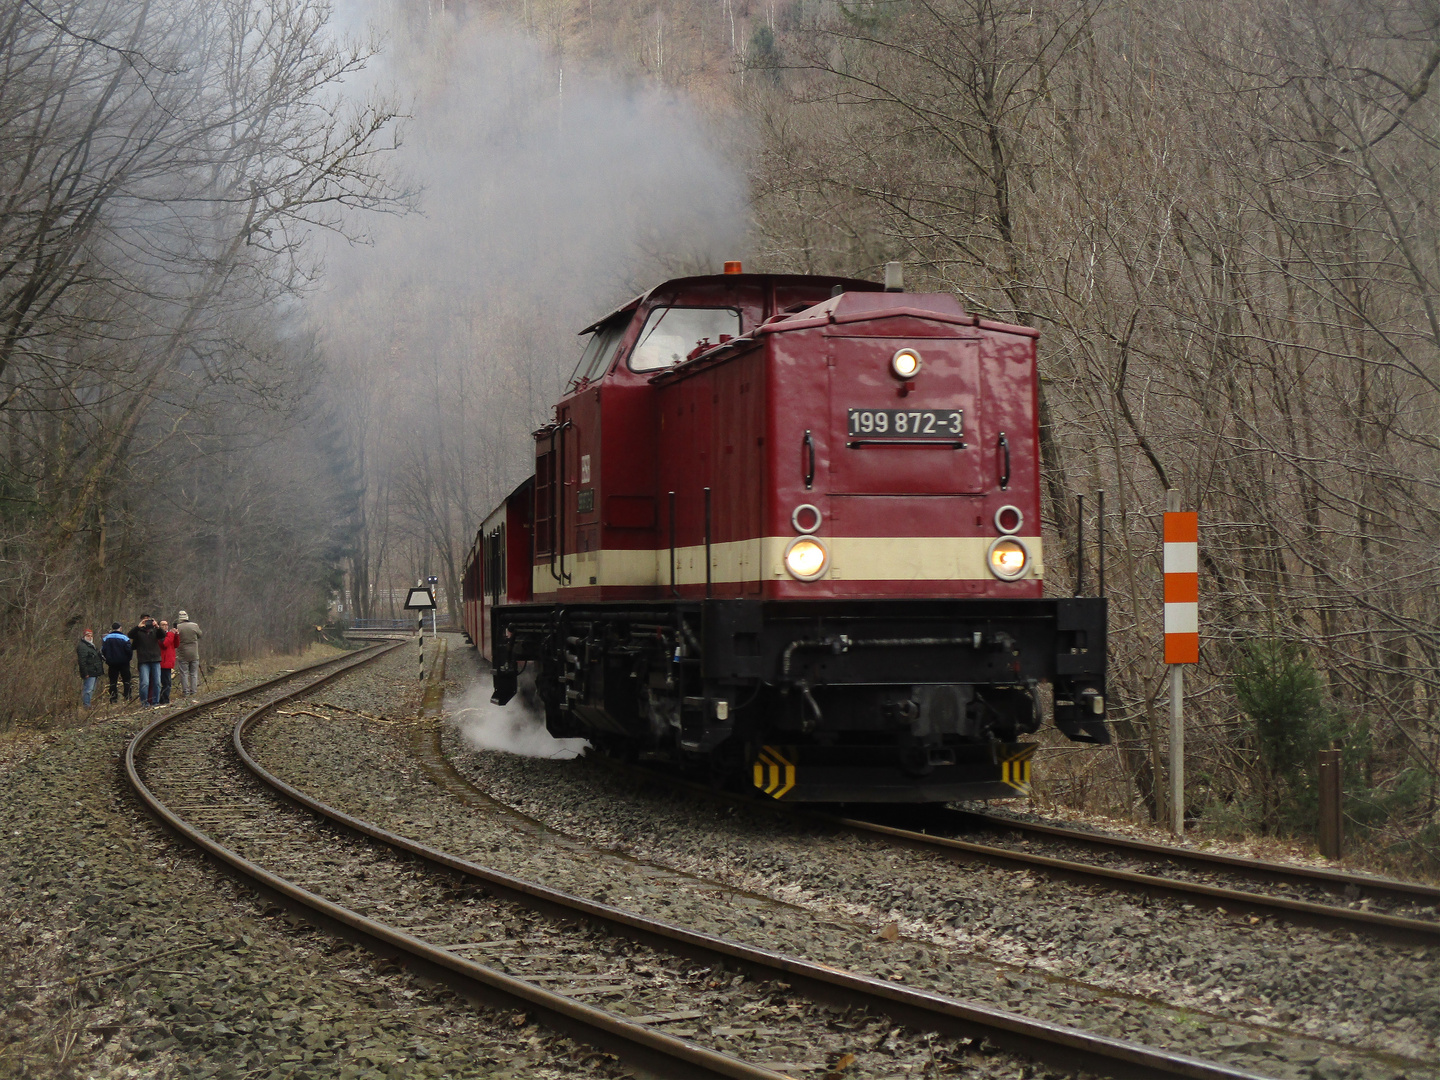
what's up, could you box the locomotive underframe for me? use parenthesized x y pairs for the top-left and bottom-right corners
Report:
(490, 597), (1108, 803)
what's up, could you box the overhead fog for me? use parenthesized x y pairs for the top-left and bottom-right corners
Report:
(318, 3), (747, 757)
(320, 4), (750, 391)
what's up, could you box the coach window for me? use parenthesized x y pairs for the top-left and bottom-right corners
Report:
(629, 307), (741, 372)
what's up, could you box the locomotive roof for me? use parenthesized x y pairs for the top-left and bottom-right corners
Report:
(578, 272), (885, 335)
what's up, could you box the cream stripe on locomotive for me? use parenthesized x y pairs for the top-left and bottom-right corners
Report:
(534, 535), (1045, 591)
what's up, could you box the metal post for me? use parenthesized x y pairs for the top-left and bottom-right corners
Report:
(1169, 664), (1184, 836)
(1075, 493), (1085, 597)
(1318, 745), (1343, 859)
(704, 486), (713, 599)
(418, 609), (424, 681)
(1166, 487), (1183, 836)
(1097, 490), (1105, 598)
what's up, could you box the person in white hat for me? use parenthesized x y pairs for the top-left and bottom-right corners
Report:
(174, 610), (203, 697)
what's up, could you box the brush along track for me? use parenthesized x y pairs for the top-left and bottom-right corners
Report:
(204, 655), (1282, 1080)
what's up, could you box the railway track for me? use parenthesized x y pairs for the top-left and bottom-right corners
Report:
(953, 808), (1440, 915)
(585, 756), (1440, 948)
(127, 644), (777, 1078)
(126, 645), (1275, 1080)
(828, 805), (1440, 947)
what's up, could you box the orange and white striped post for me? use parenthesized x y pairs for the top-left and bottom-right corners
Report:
(1163, 490), (1198, 836)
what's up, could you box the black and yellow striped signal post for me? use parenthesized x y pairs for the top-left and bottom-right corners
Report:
(404, 583), (437, 680)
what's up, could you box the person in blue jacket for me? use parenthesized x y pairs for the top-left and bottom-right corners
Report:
(101, 622), (133, 703)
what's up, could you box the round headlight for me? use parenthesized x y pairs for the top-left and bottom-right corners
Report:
(987, 537), (1029, 580)
(784, 535), (829, 581)
(891, 348), (921, 379)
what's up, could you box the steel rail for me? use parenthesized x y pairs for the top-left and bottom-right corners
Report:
(585, 757), (1440, 947)
(952, 809), (1440, 907)
(234, 711), (1272, 1080)
(823, 813), (1440, 946)
(127, 643), (783, 1080)
(120, 643), (392, 733)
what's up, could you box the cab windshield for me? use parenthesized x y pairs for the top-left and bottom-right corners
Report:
(629, 307), (741, 372)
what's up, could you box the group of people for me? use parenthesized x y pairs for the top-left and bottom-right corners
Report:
(74, 612), (202, 707)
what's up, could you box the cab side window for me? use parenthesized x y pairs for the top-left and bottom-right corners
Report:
(629, 307), (741, 372)
(570, 320), (628, 387)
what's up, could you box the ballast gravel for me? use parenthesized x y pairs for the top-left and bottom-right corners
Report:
(266, 646), (1061, 1078)
(136, 648), (1023, 1080)
(0, 648), (629, 1080)
(243, 637), (1439, 1080)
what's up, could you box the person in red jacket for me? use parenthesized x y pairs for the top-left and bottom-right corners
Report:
(157, 619), (180, 706)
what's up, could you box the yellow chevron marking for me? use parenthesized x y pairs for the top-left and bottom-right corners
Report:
(1001, 745), (1037, 794)
(752, 747), (796, 799)
(771, 746), (796, 799)
(754, 747), (778, 795)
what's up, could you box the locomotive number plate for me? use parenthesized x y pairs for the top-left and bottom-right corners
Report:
(847, 408), (962, 438)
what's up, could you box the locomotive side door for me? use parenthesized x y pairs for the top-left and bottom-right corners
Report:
(561, 385), (603, 593)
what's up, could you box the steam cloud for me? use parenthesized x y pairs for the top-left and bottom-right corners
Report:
(446, 677), (588, 760)
(319, 5), (750, 389)
(315, 6), (749, 745)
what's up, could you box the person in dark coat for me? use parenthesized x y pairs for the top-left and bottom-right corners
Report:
(76, 629), (105, 707)
(101, 622), (133, 702)
(128, 615), (165, 707)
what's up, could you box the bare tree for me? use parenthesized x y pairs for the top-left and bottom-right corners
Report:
(752, 0), (1440, 842)
(0, 0), (405, 724)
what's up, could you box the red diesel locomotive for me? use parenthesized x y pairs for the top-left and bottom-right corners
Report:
(462, 264), (1108, 802)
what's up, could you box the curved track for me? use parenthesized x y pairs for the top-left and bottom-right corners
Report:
(127, 642), (784, 1079)
(830, 806), (1440, 947)
(126, 646), (1274, 1080)
(954, 809), (1440, 911)
(585, 756), (1440, 947)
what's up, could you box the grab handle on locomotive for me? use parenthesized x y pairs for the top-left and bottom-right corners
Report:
(997, 431), (1010, 490)
(704, 486), (713, 598)
(668, 490), (679, 598)
(802, 429), (815, 490)
(549, 418), (574, 585)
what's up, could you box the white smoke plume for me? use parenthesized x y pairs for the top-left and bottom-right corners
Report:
(314, 1), (752, 571)
(316, 5), (750, 413)
(446, 675), (588, 759)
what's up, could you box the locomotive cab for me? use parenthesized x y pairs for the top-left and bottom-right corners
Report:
(477, 268), (1110, 803)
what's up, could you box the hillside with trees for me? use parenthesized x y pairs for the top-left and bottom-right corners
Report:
(326, 0), (1440, 862)
(3, 0), (1436, 862)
